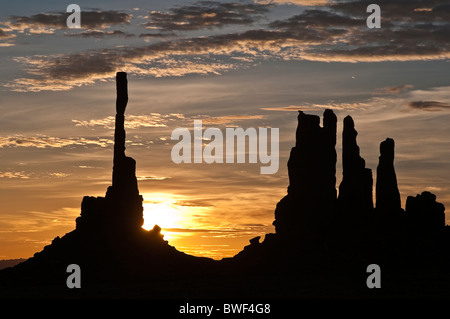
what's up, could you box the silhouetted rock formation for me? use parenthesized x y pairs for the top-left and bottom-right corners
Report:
(238, 109), (447, 269)
(273, 110), (337, 248)
(406, 191), (445, 235)
(0, 259), (27, 270)
(0, 73), (214, 297)
(376, 138), (401, 214)
(372, 138), (405, 256)
(337, 116), (373, 219)
(76, 72), (143, 235)
(326, 115), (373, 253)
(1, 76), (449, 299)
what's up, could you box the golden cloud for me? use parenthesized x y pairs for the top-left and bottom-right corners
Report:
(72, 113), (185, 129)
(0, 135), (113, 148)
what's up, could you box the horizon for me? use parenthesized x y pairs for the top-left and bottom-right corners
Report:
(0, 0), (449, 261)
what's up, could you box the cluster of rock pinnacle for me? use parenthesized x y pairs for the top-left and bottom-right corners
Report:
(239, 109), (446, 262)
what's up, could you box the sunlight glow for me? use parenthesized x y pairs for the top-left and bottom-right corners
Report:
(141, 193), (212, 242)
(142, 201), (182, 231)
(140, 192), (269, 259)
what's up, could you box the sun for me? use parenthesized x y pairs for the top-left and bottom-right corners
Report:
(141, 193), (214, 243)
(142, 200), (182, 231)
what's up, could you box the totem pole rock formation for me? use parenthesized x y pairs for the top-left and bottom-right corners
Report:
(76, 72), (144, 235)
(106, 72), (144, 232)
(0, 73), (219, 294)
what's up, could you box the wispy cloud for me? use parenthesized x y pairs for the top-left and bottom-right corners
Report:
(255, 0), (330, 5)
(0, 135), (112, 148)
(174, 199), (217, 207)
(3, 10), (132, 34)
(405, 86), (450, 112)
(137, 176), (171, 181)
(408, 101), (450, 111)
(5, 45), (243, 91)
(0, 207), (80, 234)
(143, 1), (270, 31)
(2, 23), (340, 91)
(0, 171), (69, 179)
(0, 28), (16, 39)
(0, 27), (16, 46)
(138, 31), (176, 38)
(269, 8), (364, 29)
(374, 84), (414, 95)
(72, 113), (185, 129)
(261, 102), (367, 111)
(65, 29), (135, 38)
(331, 0), (450, 23)
(0, 171), (31, 179)
(194, 114), (265, 125)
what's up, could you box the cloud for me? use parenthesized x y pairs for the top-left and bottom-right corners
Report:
(143, 1), (270, 31)
(47, 172), (69, 178)
(374, 84), (414, 95)
(0, 208), (80, 234)
(65, 30), (135, 38)
(137, 176), (171, 181)
(300, 47), (450, 63)
(0, 135), (112, 149)
(174, 199), (217, 207)
(269, 9), (364, 29)
(255, 0), (329, 5)
(0, 28), (16, 46)
(3, 10), (132, 34)
(139, 31), (176, 38)
(194, 114), (265, 125)
(72, 113), (185, 129)
(261, 102), (368, 111)
(0, 28), (16, 39)
(331, 0), (450, 22)
(77, 165), (105, 169)
(408, 101), (450, 111)
(0, 171), (31, 179)
(5, 1), (450, 91)
(5, 42), (246, 91)
(265, 2), (450, 62)
(142, 58), (237, 78)
(73, 113), (264, 132)
(267, 3), (450, 62)
(0, 171), (69, 179)
(3, 26), (347, 91)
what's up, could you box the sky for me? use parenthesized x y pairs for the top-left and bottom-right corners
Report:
(0, 0), (449, 260)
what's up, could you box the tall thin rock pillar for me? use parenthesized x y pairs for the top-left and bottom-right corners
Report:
(335, 116), (373, 251)
(375, 138), (402, 217)
(105, 72), (143, 232)
(76, 72), (144, 234)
